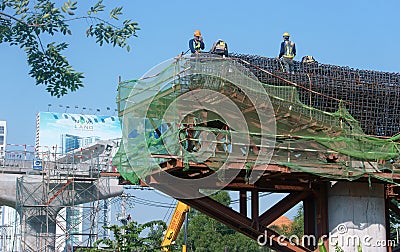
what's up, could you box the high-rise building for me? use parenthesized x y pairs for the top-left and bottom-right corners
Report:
(60, 134), (101, 154)
(60, 134), (80, 153)
(0, 206), (18, 252)
(0, 121), (6, 159)
(79, 136), (101, 148)
(35, 112), (120, 154)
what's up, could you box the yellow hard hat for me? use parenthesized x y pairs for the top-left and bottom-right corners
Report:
(194, 30), (201, 37)
(282, 32), (290, 37)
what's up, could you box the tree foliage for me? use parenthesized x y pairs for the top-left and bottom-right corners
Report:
(77, 220), (166, 252)
(270, 205), (304, 239)
(0, 0), (139, 97)
(389, 199), (400, 243)
(269, 205), (304, 249)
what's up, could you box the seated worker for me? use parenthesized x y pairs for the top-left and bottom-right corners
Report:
(301, 55), (316, 64)
(210, 39), (228, 57)
(189, 30), (205, 54)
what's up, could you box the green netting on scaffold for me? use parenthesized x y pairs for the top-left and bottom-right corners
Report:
(113, 54), (400, 185)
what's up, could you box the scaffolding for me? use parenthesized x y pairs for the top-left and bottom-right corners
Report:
(0, 206), (18, 252)
(8, 139), (121, 252)
(114, 54), (400, 187)
(112, 53), (400, 252)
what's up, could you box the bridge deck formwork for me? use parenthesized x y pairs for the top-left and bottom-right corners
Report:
(116, 54), (400, 251)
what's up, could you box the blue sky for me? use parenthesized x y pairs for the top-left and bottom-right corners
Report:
(1, 0), (399, 223)
(1, 0), (399, 145)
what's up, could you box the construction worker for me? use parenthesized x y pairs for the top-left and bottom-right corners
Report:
(210, 39), (229, 57)
(189, 30), (205, 54)
(278, 32), (296, 74)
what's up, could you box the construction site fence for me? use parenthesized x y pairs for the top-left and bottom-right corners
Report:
(0, 144), (116, 174)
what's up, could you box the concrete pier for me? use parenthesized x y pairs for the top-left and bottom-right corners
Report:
(0, 174), (123, 251)
(328, 182), (386, 252)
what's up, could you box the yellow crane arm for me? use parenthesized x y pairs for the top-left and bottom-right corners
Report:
(161, 201), (190, 251)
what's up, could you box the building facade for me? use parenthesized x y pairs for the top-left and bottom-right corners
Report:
(0, 121), (6, 159)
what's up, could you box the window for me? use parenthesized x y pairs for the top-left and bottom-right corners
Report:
(0, 126), (4, 134)
(0, 136), (3, 145)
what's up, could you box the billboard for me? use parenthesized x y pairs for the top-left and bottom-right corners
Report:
(35, 112), (121, 154)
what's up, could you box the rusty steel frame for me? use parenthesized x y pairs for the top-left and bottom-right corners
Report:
(143, 169), (336, 252)
(112, 154), (400, 252)
(141, 158), (400, 252)
(116, 53), (400, 250)
(149, 177), (312, 252)
(110, 155), (400, 252)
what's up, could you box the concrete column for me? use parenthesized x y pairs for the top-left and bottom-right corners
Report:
(328, 182), (386, 252)
(22, 209), (57, 252)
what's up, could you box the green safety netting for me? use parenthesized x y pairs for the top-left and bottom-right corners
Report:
(113, 55), (400, 185)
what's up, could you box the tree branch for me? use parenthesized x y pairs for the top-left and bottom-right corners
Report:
(65, 16), (121, 29)
(0, 11), (127, 30)
(0, 11), (49, 27)
(0, 11), (28, 26)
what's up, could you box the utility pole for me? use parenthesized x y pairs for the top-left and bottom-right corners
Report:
(183, 211), (189, 252)
(120, 194), (127, 226)
(120, 194), (127, 248)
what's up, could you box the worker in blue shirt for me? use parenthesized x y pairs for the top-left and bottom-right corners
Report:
(189, 30), (205, 54)
(278, 32), (296, 74)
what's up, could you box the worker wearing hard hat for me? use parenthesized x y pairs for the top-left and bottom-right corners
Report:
(189, 30), (205, 54)
(210, 39), (229, 57)
(278, 32), (296, 74)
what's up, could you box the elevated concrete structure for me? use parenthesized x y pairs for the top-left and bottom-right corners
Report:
(328, 182), (386, 252)
(0, 173), (122, 251)
(116, 54), (400, 251)
(0, 174), (19, 207)
(0, 139), (123, 251)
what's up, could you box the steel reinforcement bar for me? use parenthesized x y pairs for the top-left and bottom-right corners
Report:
(231, 53), (400, 137)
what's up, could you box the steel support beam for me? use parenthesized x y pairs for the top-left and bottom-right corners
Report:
(316, 183), (328, 242)
(303, 195), (317, 250)
(259, 191), (311, 227)
(239, 190), (247, 216)
(180, 195), (311, 252)
(251, 189), (259, 227)
(149, 178), (311, 252)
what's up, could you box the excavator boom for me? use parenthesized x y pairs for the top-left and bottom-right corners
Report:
(161, 201), (190, 251)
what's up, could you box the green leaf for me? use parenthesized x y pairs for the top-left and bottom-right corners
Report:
(85, 25), (92, 36)
(358, 242), (363, 252)
(3, 0), (139, 97)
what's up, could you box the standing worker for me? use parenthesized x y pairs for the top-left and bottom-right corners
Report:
(210, 39), (229, 57)
(278, 32), (296, 74)
(189, 30), (205, 54)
